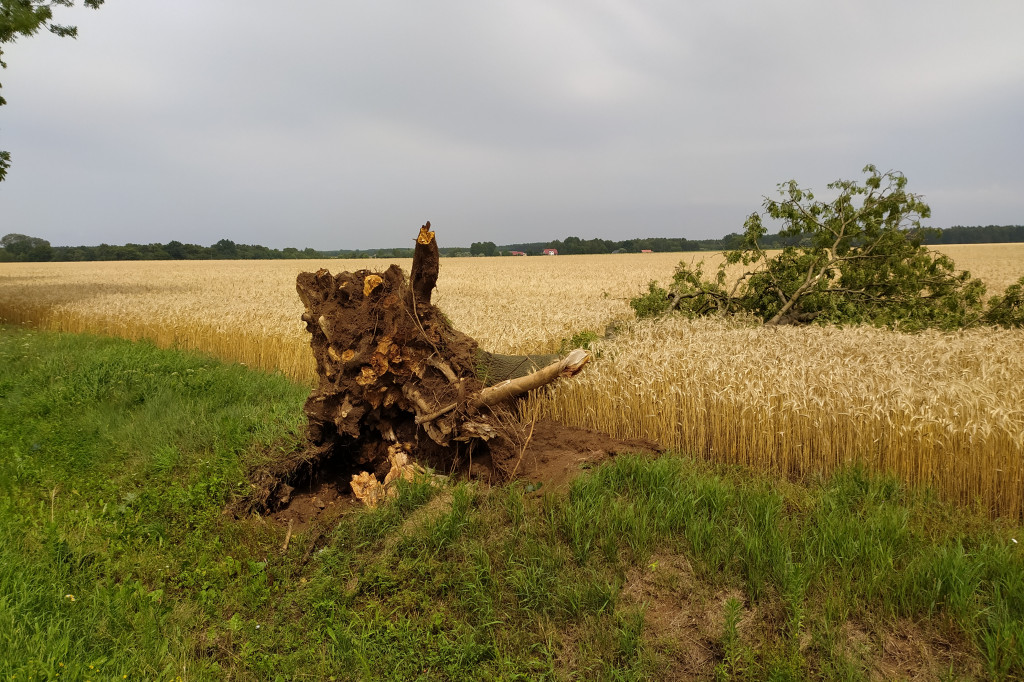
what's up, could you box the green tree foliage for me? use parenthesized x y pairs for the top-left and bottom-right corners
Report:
(0, 232), (51, 260)
(470, 241), (497, 257)
(983, 276), (1024, 328)
(547, 236), (609, 254)
(631, 166), (1020, 330)
(211, 238), (238, 259)
(536, 236), (698, 255)
(1, 0), (104, 181)
(497, 236), (697, 256)
(164, 240), (187, 259)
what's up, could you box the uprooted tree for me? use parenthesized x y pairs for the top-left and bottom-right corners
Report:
(266, 222), (590, 507)
(632, 165), (1024, 331)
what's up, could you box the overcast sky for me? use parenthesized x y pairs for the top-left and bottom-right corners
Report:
(1, 1), (1022, 250)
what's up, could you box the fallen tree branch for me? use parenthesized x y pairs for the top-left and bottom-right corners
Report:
(475, 348), (591, 408)
(414, 349), (592, 427)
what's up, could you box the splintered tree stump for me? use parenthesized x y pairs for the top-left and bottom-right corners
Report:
(295, 222), (590, 486)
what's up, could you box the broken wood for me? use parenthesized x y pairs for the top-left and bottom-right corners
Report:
(410, 221), (439, 308)
(282, 518), (294, 552)
(350, 444), (442, 507)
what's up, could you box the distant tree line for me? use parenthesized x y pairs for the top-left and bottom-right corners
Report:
(503, 236), (699, 255)
(922, 225), (1024, 244)
(704, 224), (1024, 251)
(2, 225), (1022, 263)
(0, 235), (326, 262)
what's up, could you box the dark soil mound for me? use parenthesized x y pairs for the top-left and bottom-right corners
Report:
(260, 419), (661, 531)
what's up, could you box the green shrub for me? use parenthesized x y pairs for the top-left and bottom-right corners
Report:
(983, 276), (1024, 328)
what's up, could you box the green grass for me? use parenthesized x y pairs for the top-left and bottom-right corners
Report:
(0, 326), (309, 679)
(1, 325), (1022, 680)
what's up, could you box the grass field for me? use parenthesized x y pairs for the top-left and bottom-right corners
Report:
(2, 244), (1023, 519)
(2, 326), (1022, 680)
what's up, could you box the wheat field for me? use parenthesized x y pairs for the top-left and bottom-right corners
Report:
(534, 317), (1024, 517)
(2, 243), (1023, 517)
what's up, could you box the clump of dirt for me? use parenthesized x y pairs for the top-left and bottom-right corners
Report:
(269, 475), (356, 531)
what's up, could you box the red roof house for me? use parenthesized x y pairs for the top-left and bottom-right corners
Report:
(543, 248), (558, 256)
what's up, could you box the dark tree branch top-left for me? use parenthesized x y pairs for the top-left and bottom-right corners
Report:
(0, 0), (105, 181)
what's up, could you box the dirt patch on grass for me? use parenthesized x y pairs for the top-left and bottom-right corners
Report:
(619, 553), (788, 678)
(863, 618), (982, 681)
(241, 419), (661, 530)
(619, 557), (985, 680)
(499, 419), (662, 491)
(619, 553), (722, 678)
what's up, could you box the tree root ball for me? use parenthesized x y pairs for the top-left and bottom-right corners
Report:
(294, 223), (529, 485)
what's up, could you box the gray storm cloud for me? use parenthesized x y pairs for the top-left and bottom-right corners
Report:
(1, 0), (1022, 249)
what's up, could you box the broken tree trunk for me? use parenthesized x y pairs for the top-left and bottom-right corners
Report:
(295, 222), (591, 484)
